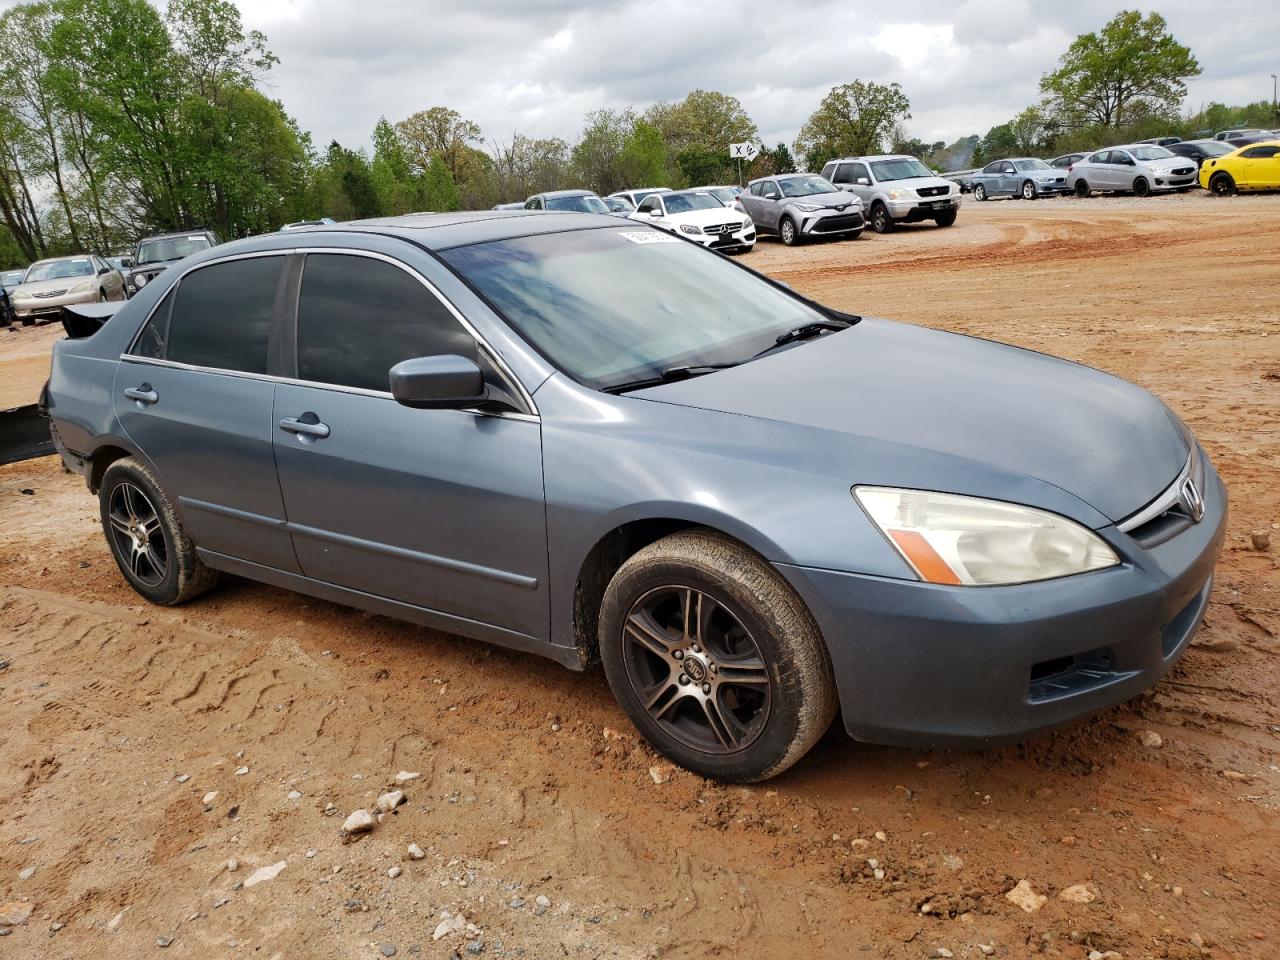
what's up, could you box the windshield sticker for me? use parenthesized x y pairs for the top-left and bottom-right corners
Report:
(619, 231), (680, 244)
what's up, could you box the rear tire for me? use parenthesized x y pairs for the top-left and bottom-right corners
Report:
(934, 210), (958, 227)
(599, 529), (838, 783)
(1133, 177), (1151, 198)
(99, 457), (219, 606)
(779, 217), (800, 246)
(1074, 180), (1091, 198)
(973, 184), (988, 202)
(1209, 172), (1236, 196)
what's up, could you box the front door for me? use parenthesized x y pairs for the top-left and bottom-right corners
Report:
(271, 252), (549, 642)
(115, 254), (300, 572)
(1243, 145), (1280, 188)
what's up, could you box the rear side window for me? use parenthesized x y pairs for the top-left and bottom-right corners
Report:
(167, 257), (283, 374)
(130, 290), (174, 360)
(296, 254), (476, 393)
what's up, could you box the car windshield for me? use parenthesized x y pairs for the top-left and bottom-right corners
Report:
(1129, 146), (1175, 161)
(546, 195), (609, 214)
(442, 226), (828, 391)
(1197, 141), (1233, 156)
(136, 235), (212, 265)
(778, 175), (837, 197)
(1014, 159), (1050, 171)
(25, 258), (94, 282)
(2, 270), (25, 286)
(606, 197), (634, 211)
(869, 158), (933, 182)
(706, 187), (739, 203)
(664, 193), (723, 213)
(630, 189), (665, 205)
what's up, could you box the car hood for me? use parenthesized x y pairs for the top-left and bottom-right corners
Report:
(884, 176), (955, 192)
(130, 262), (175, 278)
(633, 319), (1189, 524)
(787, 191), (862, 209)
(1141, 159), (1193, 173)
(14, 277), (93, 296)
(664, 208), (752, 226)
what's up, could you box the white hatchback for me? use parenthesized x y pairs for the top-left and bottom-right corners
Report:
(628, 190), (756, 253)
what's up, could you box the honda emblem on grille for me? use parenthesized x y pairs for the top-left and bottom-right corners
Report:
(1179, 477), (1205, 523)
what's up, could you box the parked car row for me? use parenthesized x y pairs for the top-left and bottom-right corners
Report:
(0, 229), (223, 329)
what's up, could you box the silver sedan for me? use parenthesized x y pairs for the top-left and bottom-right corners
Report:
(10, 254), (126, 325)
(970, 158), (1070, 200)
(1066, 145), (1198, 197)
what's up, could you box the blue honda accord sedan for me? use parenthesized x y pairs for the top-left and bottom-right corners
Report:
(43, 212), (1225, 782)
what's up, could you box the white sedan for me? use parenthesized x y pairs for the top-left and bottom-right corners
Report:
(629, 190), (756, 253)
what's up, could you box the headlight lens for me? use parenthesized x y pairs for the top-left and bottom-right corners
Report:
(740, 219), (752, 229)
(133, 273), (148, 288)
(854, 487), (1119, 586)
(71, 279), (97, 294)
(678, 224), (703, 235)
(794, 203), (822, 212)
(888, 189), (915, 201)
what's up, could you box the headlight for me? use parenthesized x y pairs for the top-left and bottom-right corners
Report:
(740, 219), (752, 229)
(854, 487), (1119, 586)
(132, 273), (148, 289)
(678, 224), (703, 235)
(794, 203), (822, 212)
(70, 279), (97, 294)
(887, 189), (915, 201)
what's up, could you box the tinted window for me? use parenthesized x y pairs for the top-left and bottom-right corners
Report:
(849, 162), (870, 181)
(130, 291), (174, 360)
(296, 254), (475, 392)
(168, 256), (282, 373)
(1243, 145), (1279, 158)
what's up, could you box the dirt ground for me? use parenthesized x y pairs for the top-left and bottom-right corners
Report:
(1, 193), (1278, 960)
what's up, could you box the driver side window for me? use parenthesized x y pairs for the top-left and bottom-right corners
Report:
(637, 196), (659, 214)
(296, 254), (477, 393)
(762, 182), (780, 200)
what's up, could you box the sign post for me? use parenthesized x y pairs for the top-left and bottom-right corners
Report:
(730, 142), (760, 185)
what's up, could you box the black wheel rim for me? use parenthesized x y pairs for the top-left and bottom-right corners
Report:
(107, 481), (168, 586)
(621, 585), (772, 755)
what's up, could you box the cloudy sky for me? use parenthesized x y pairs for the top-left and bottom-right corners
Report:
(235, 0), (1276, 152)
(11, 0), (1277, 151)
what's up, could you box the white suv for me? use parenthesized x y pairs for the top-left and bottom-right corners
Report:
(821, 155), (962, 233)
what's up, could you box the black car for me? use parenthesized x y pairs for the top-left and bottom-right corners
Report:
(1165, 139), (1235, 168)
(126, 230), (220, 297)
(1, 268), (25, 327)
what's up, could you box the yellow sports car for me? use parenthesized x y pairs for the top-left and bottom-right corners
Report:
(1199, 139), (1280, 195)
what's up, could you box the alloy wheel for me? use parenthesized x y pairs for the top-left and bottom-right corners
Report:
(107, 481), (168, 586)
(780, 220), (796, 245)
(974, 184), (987, 201)
(1022, 181), (1036, 200)
(620, 585), (772, 754)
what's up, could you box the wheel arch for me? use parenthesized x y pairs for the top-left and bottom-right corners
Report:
(86, 435), (162, 495)
(567, 510), (791, 668)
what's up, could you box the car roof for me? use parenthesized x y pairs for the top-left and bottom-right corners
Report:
(212, 211), (625, 253)
(532, 189), (597, 199)
(29, 253), (97, 266)
(137, 229), (216, 240)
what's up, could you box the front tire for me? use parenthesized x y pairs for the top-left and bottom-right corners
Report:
(779, 217), (800, 246)
(870, 202), (893, 233)
(934, 210), (958, 227)
(1133, 177), (1151, 198)
(99, 457), (218, 605)
(1021, 180), (1037, 200)
(973, 184), (988, 202)
(599, 529), (837, 783)
(1209, 172), (1236, 196)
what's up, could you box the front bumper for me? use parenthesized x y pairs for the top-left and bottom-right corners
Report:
(887, 196), (960, 222)
(777, 459), (1227, 747)
(1150, 172), (1197, 190)
(1034, 179), (1071, 194)
(13, 288), (100, 321)
(800, 209), (865, 236)
(691, 224), (755, 250)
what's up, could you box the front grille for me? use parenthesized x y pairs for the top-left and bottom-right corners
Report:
(702, 222), (741, 236)
(1119, 450), (1204, 547)
(811, 213), (864, 233)
(33, 288), (69, 298)
(1172, 167), (1194, 175)
(917, 186), (950, 198)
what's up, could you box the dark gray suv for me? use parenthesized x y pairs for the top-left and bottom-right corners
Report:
(44, 212), (1225, 782)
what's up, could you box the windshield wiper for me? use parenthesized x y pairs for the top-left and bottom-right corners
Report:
(603, 363), (739, 395)
(754, 319), (853, 357)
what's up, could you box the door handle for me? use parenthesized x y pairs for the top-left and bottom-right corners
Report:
(124, 384), (158, 405)
(278, 416), (330, 439)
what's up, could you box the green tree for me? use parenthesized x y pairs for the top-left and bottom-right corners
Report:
(1039, 11), (1200, 129)
(569, 108), (632, 194)
(371, 116), (419, 214)
(618, 120), (668, 188)
(794, 80), (911, 172)
(422, 155), (461, 212)
(674, 145), (727, 187)
(394, 106), (482, 180)
(490, 133), (570, 201)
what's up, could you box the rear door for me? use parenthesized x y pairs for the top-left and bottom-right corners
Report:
(271, 251), (549, 642)
(115, 253), (300, 572)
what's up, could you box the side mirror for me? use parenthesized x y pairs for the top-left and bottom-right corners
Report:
(856, 177), (870, 185)
(648, 209), (662, 218)
(98, 265), (110, 275)
(389, 355), (488, 410)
